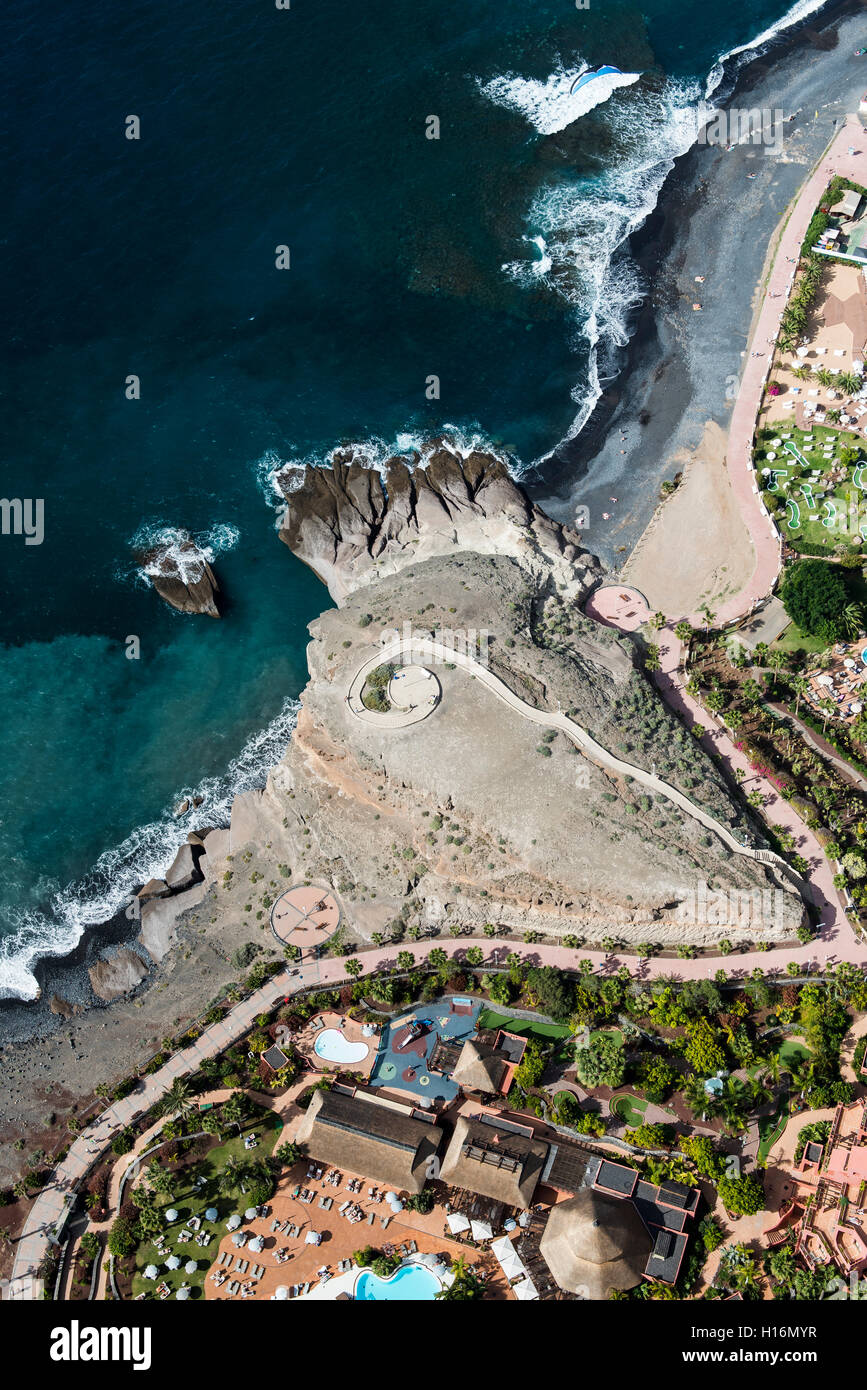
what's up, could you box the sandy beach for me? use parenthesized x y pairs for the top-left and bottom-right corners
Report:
(3, 1), (867, 1178)
(540, 1), (867, 575)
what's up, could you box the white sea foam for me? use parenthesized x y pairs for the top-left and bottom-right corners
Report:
(131, 521), (240, 587)
(496, 72), (702, 453)
(478, 62), (641, 135)
(706, 0), (831, 100)
(0, 695), (301, 1001)
(255, 425), (523, 512)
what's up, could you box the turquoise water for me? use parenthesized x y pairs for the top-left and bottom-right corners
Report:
(312, 1029), (371, 1065)
(0, 0), (829, 997)
(354, 1265), (441, 1301)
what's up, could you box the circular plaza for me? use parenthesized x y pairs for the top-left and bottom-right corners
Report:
(270, 884), (340, 951)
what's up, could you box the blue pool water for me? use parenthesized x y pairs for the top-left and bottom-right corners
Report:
(312, 1028), (370, 1065)
(354, 1265), (441, 1301)
(861, 647), (867, 666)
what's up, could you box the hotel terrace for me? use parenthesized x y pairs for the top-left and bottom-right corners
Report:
(764, 1100), (867, 1280)
(202, 1078), (701, 1302)
(802, 640), (867, 726)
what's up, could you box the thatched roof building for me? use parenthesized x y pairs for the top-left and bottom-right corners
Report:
(295, 1089), (441, 1194)
(539, 1189), (652, 1300)
(451, 1041), (508, 1094)
(439, 1116), (548, 1206)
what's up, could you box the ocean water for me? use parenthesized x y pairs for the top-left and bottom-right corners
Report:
(0, 0), (832, 999)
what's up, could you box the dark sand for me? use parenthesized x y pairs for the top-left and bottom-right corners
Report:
(538, 1), (867, 569)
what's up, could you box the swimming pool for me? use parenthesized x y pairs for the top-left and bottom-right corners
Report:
(862, 646), (867, 667)
(312, 1028), (370, 1065)
(354, 1264), (441, 1301)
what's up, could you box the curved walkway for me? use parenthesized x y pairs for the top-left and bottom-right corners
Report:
(348, 635), (796, 877)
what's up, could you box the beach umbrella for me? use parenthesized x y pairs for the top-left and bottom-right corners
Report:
(248, 1235), (264, 1254)
(274, 1286), (289, 1301)
(513, 1277), (539, 1301)
(165, 1208), (179, 1224)
(176, 1288), (190, 1301)
(447, 1213), (470, 1234)
(205, 1208), (218, 1222)
(226, 1214), (241, 1231)
(471, 1219), (493, 1242)
(244, 1207), (259, 1221)
(231, 1232), (248, 1248)
(185, 1260), (198, 1274)
(144, 1264), (159, 1280)
(166, 1255), (181, 1270)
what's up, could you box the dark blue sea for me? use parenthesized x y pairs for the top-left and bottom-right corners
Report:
(0, 0), (831, 996)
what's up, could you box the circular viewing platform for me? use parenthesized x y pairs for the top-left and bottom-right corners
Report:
(270, 884), (340, 950)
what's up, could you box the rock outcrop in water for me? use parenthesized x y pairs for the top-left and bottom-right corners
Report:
(138, 536), (221, 617)
(276, 442), (602, 604)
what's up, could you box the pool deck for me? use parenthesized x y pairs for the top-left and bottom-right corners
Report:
(297, 1011), (376, 1080)
(369, 1002), (482, 1105)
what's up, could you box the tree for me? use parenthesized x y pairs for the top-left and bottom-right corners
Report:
(524, 966), (575, 1022)
(780, 559), (850, 643)
(145, 1160), (173, 1197)
(644, 645), (661, 673)
(575, 1034), (626, 1089)
(675, 621), (693, 643)
(465, 946), (484, 968)
(679, 1134), (724, 1180)
(396, 951), (414, 972)
(435, 1255), (484, 1300)
(683, 1016), (727, 1077)
(718, 1172), (765, 1216)
(107, 1216), (137, 1259)
(161, 1078), (193, 1121)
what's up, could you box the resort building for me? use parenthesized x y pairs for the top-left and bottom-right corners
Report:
(439, 1114), (550, 1207)
(294, 1087), (443, 1195)
(532, 1156), (700, 1296)
(765, 1100), (867, 1278)
(539, 1189), (652, 1300)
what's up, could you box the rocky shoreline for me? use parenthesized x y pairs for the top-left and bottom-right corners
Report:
(2, 9), (856, 1157)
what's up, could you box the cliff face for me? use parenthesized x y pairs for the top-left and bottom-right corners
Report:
(277, 443), (602, 605)
(224, 449), (806, 947)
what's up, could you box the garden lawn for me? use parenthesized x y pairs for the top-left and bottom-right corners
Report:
(609, 1093), (648, 1127)
(759, 423), (865, 551)
(130, 1103), (282, 1300)
(476, 1009), (574, 1042)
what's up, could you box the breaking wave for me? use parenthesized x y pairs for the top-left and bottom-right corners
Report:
(477, 61), (641, 135)
(131, 521), (240, 587)
(0, 695), (300, 1001)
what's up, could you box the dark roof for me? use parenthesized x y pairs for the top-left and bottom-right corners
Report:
(295, 1090), (442, 1194)
(262, 1045), (290, 1071)
(804, 1142), (823, 1164)
(594, 1160), (639, 1198)
(645, 1230), (687, 1284)
(634, 1183), (689, 1233)
(658, 1179), (695, 1211)
(495, 1031), (528, 1065)
(545, 1143), (593, 1194)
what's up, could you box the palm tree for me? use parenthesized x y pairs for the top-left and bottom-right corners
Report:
(792, 365), (813, 382)
(644, 645), (661, 673)
(717, 1078), (749, 1135)
(675, 620), (693, 643)
(218, 1157), (248, 1197)
(789, 1058), (815, 1098)
(682, 1074), (714, 1122)
(815, 367), (835, 389)
(162, 1077), (193, 1121)
(791, 675), (810, 717)
(819, 696), (837, 732)
(762, 1052), (783, 1088)
(842, 602), (865, 640)
(840, 372), (862, 396)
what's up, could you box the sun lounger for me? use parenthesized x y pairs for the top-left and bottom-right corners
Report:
(302, 1282), (311, 1295)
